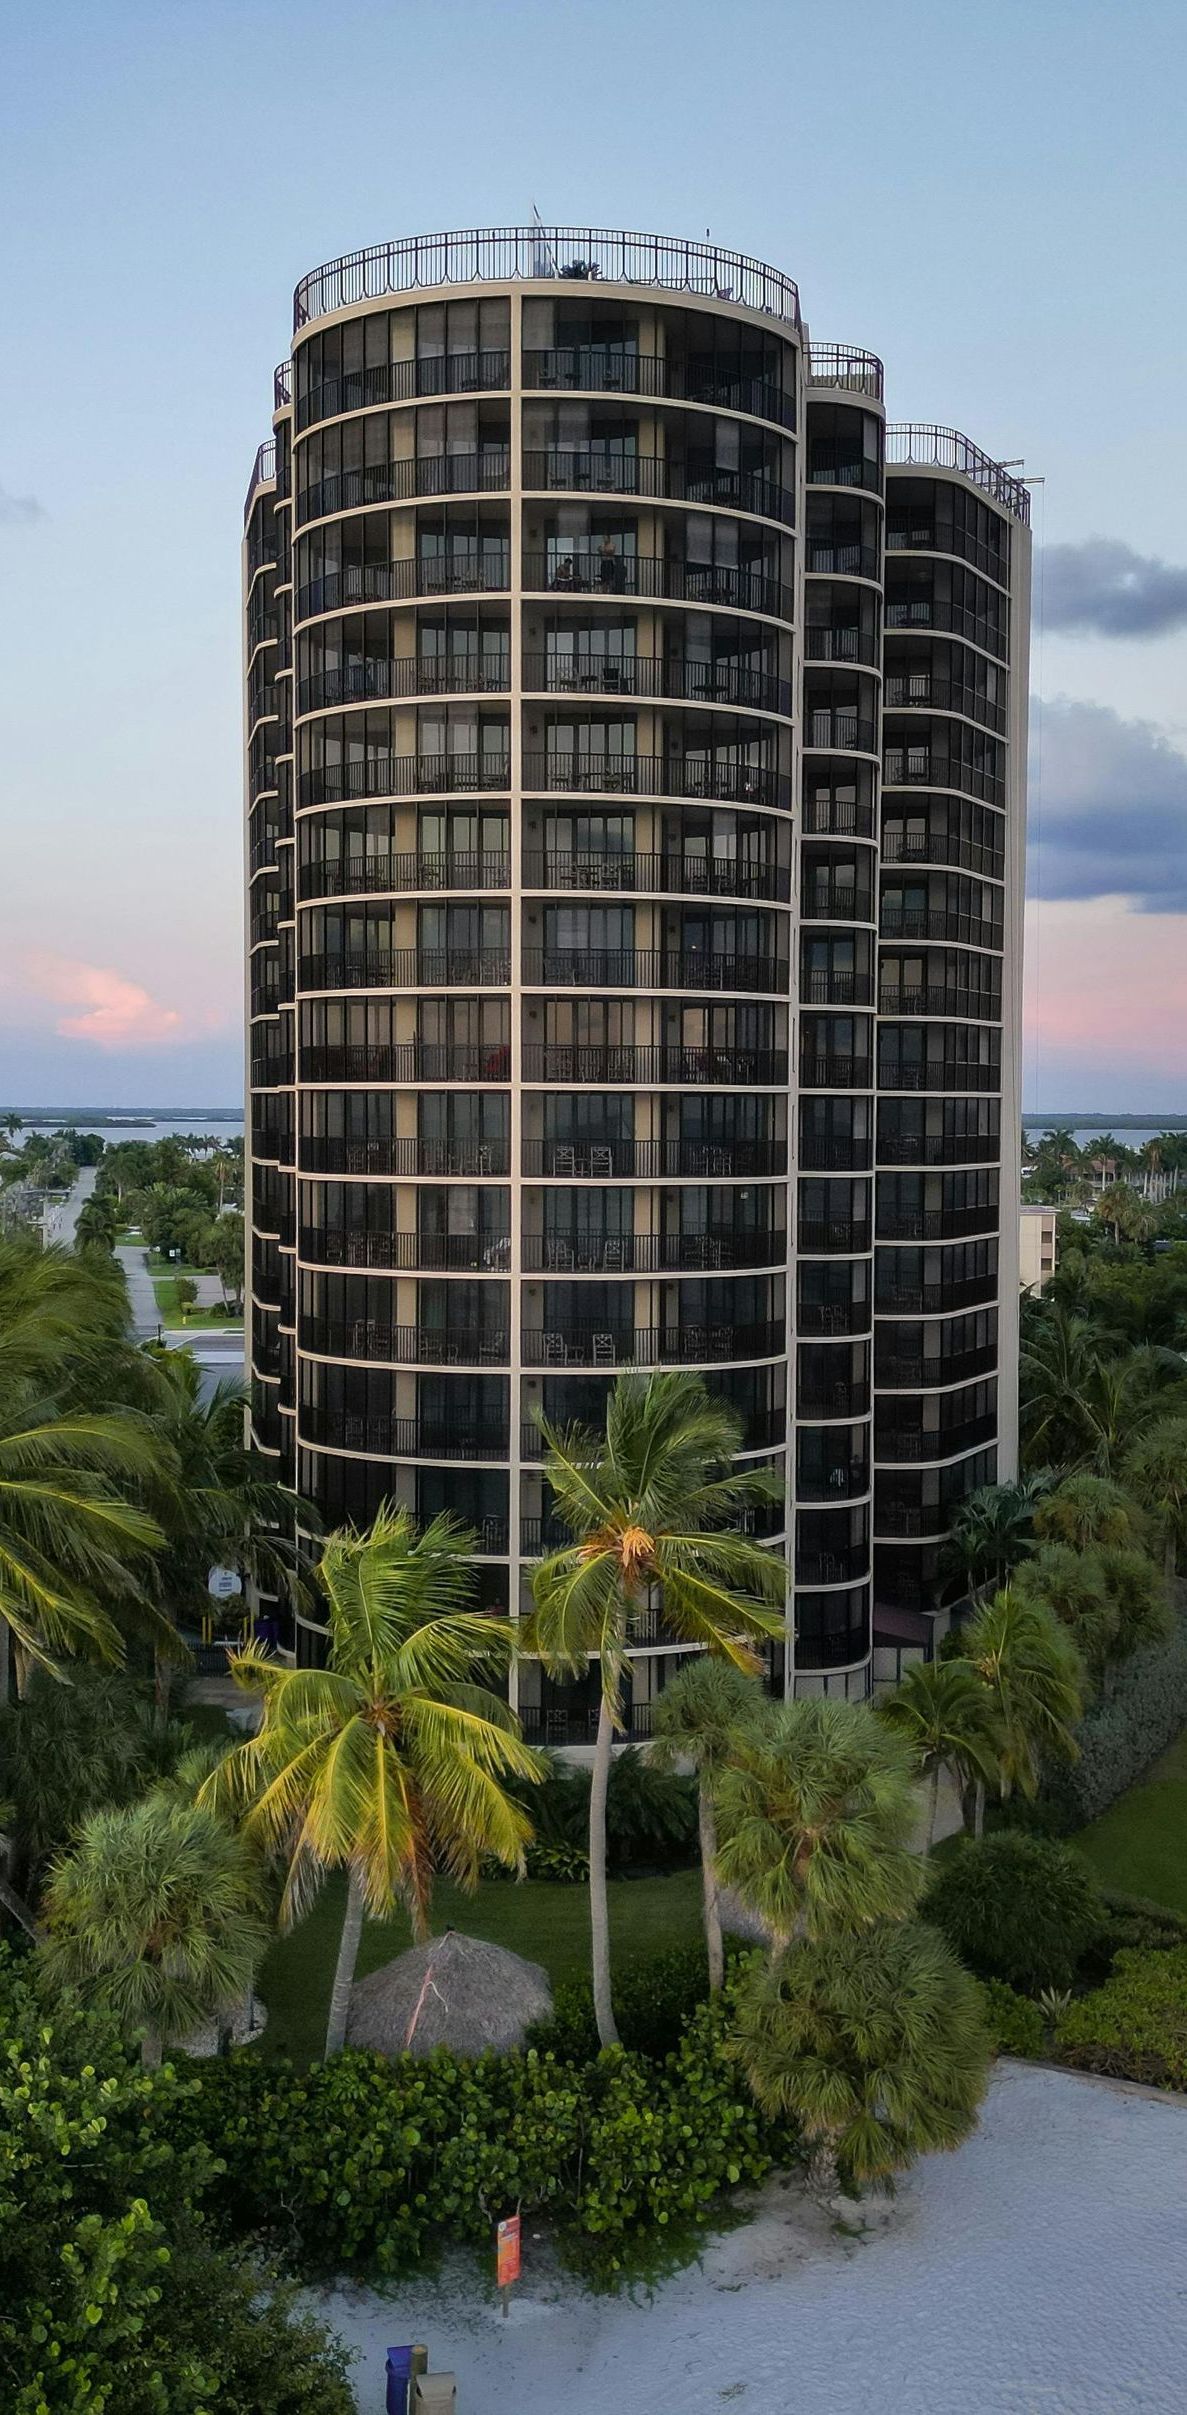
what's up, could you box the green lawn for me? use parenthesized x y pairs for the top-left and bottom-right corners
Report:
(256, 1867), (704, 2064)
(148, 1271), (242, 1331)
(1074, 1727), (1187, 1914)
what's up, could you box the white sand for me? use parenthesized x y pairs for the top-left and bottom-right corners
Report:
(313, 2064), (1187, 2415)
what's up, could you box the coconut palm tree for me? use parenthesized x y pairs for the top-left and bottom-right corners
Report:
(877, 1659), (999, 1849)
(524, 1371), (786, 2046)
(1123, 1419), (1187, 1582)
(1019, 1305), (1101, 1466)
(1073, 1350), (1184, 1477)
(961, 1588), (1084, 1833)
(733, 1918), (990, 2197)
(651, 1657), (764, 1992)
(0, 1399), (166, 1695)
(206, 1506), (544, 2057)
(714, 1697), (921, 1952)
(38, 1795), (268, 2067)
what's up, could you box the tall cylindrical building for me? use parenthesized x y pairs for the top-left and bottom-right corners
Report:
(243, 228), (1030, 1717)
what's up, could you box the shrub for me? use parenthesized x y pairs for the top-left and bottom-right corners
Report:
(1080, 1888), (1187, 1981)
(529, 1940), (741, 2061)
(1038, 1618), (1187, 1829)
(979, 1978), (1045, 2058)
(505, 1747), (697, 1874)
(922, 1833), (1104, 1992)
(1057, 1946), (1187, 2089)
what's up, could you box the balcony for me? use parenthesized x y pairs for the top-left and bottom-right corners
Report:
(806, 542), (880, 582)
(298, 750), (510, 809)
(800, 793), (877, 841)
(879, 908), (1003, 949)
(521, 652), (792, 717)
(521, 449), (795, 527)
(876, 1203), (999, 1242)
(519, 1702), (660, 1745)
(522, 348), (795, 429)
(878, 1062), (1000, 1095)
(520, 1403), (787, 1457)
(804, 624), (879, 668)
(296, 348), (512, 431)
(301, 1319), (509, 1366)
(874, 1414), (996, 1464)
(797, 1376), (871, 1420)
(522, 850), (790, 904)
(300, 1043), (510, 1083)
(297, 449), (512, 526)
(522, 1319), (784, 1369)
(522, 751), (791, 812)
(520, 947), (788, 995)
(807, 344), (884, 400)
(298, 658), (509, 712)
(522, 1229), (785, 1275)
(797, 1298), (871, 1338)
(522, 1043), (787, 1087)
(297, 556), (510, 619)
(521, 1138), (785, 1179)
(798, 1459), (870, 1501)
(879, 986), (1001, 1021)
(875, 1273), (998, 1315)
(522, 551), (793, 621)
(797, 1218), (872, 1255)
(881, 830), (1004, 879)
(795, 1542), (869, 1585)
(808, 455), (881, 495)
(298, 947), (511, 990)
(876, 1341), (998, 1389)
(299, 1136), (511, 1177)
(876, 1129), (1000, 1167)
(299, 1228), (510, 1273)
(800, 969), (876, 1005)
(804, 711), (878, 754)
(300, 1404), (509, 1459)
(301, 850), (510, 901)
(798, 1134), (872, 1172)
(799, 1053), (874, 1091)
(883, 675), (1007, 736)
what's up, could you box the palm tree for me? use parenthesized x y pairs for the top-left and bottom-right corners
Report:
(1123, 1419), (1187, 1581)
(961, 1588), (1084, 1833)
(524, 1372), (786, 2045)
(1011, 1545), (1117, 1683)
(1096, 1544), (1173, 1663)
(714, 1697), (921, 1952)
(1073, 1350), (1183, 1476)
(206, 1507), (544, 2057)
(877, 1659), (999, 1849)
(1032, 1472), (1142, 1553)
(733, 1919), (989, 2196)
(1020, 1305), (1101, 1465)
(940, 1477), (1044, 1608)
(651, 1658), (763, 1992)
(0, 1400), (166, 1695)
(38, 1795), (268, 2066)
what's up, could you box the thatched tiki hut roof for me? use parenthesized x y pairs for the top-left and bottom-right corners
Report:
(347, 1930), (553, 2058)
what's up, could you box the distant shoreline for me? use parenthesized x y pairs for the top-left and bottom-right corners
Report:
(3, 1110), (243, 1129)
(1022, 1114), (1187, 1131)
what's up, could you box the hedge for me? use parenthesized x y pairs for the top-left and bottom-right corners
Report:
(923, 1835), (1104, 1993)
(1038, 1618), (1187, 1830)
(1057, 1946), (1187, 2090)
(977, 1978), (1045, 2059)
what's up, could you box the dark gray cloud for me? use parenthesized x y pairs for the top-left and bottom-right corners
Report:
(0, 483), (46, 529)
(1028, 697), (1187, 913)
(1042, 538), (1187, 637)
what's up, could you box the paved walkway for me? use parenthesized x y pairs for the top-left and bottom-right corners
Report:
(41, 1164), (96, 1247)
(115, 1240), (165, 1338)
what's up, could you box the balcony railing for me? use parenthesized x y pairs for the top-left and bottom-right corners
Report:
(878, 1061), (1000, 1095)
(300, 850), (511, 900)
(522, 1228), (786, 1274)
(876, 1273), (998, 1315)
(797, 1298), (871, 1338)
(298, 947), (511, 989)
(883, 675), (1007, 735)
(806, 542), (880, 582)
(520, 947), (788, 995)
(522, 1043), (786, 1087)
(522, 851), (790, 904)
(881, 831), (1004, 879)
(804, 624), (879, 667)
(879, 909), (1003, 949)
(522, 348), (796, 429)
(879, 986), (1001, 1022)
(244, 439), (277, 526)
(302, 1319), (509, 1366)
(520, 1403), (788, 1457)
(297, 349), (512, 431)
(300, 1043), (510, 1083)
(522, 1319), (784, 1369)
(521, 449), (795, 527)
(800, 969), (875, 1006)
(300, 1404), (509, 1459)
(298, 658), (509, 712)
(873, 1414), (996, 1464)
(522, 751), (790, 812)
(298, 750), (510, 807)
(807, 343), (884, 400)
(521, 1138), (785, 1179)
(294, 228), (802, 335)
(804, 712), (878, 754)
(795, 1542), (870, 1585)
(800, 794), (877, 841)
(798, 1134), (872, 1172)
(876, 1129), (1000, 1167)
(521, 652), (792, 717)
(297, 449), (511, 525)
(797, 1218), (872, 1255)
(807, 455), (882, 495)
(876, 1203), (999, 1242)
(299, 1136), (511, 1176)
(799, 1054), (874, 1091)
(885, 425), (1031, 526)
(299, 1228), (510, 1272)
(797, 1377), (871, 1420)
(522, 551), (793, 621)
(297, 557), (510, 619)
(876, 1342), (998, 1389)
(798, 1459), (870, 1501)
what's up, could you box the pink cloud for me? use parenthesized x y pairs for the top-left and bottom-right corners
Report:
(1024, 896), (1187, 1080)
(19, 952), (185, 1049)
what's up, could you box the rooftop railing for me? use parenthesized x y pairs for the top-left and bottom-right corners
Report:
(807, 343), (885, 401)
(886, 426), (1031, 525)
(293, 227), (802, 334)
(244, 439), (276, 526)
(274, 359), (293, 409)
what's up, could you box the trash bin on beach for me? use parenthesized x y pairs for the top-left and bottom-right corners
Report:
(413, 2378), (457, 2414)
(385, 2345), (427, 2413)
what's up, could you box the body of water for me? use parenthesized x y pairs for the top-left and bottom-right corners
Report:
(1023, 1121), (1182, 1147)
(15, 1112), (244, 1145)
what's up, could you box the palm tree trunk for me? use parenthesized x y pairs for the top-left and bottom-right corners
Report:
(925, 1762), (942, 1851)
(973, 1778), (986, 1840)
(698, 1775), (724, 1994)
(1165, 1534), (1178, 1585)
(153, 1647), (172, 1732)
(141, 2026), (163, 2071)
(808, 2127), (843, 2202)
(0, 1617), (9, 1711)
(589, 1690), (620, 2048)
(325, 1866), (366, 2057)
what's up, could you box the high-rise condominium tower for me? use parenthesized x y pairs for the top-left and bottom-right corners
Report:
(244, 228), (1030, 1723)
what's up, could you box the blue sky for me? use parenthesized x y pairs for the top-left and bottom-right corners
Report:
(1, 0), (1185, 1108)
